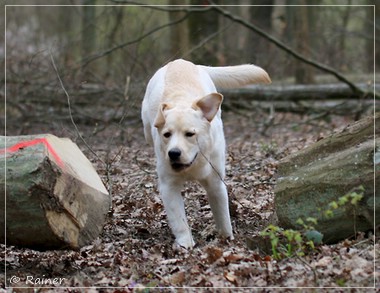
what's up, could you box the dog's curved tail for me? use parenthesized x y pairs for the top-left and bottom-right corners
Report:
(199, 64), (271, 89)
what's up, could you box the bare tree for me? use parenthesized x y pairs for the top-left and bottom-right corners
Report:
(210, 4), (377, 98)
(338, 3), (352, 71)
(375, 4), (380, 71)
(82, 0), (97, 75)
(286, 0), (315, 84)
(169, 0), (190, 59)
(248, 1), (273, 63)
(187, 0), (221, 64)
(364, 2), (377, 73)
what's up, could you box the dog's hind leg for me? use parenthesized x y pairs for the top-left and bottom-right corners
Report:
(159, 178), (195, 249)
(201, 176), (234, 239)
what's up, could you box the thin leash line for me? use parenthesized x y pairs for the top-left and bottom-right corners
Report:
(196, 137), (228, 187)
(196, 136), (250, 211)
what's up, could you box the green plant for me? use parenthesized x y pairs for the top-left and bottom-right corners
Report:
(324, 186), (364, 219)
(260, 140), (278, 155)
(261, 186), (364, 260)
(336, 278), (347, 287)
(324, 186), (364, 238)
(260, 220), (320, 260)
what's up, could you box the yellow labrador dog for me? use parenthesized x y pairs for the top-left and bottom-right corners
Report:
(142, 59), (270, 249)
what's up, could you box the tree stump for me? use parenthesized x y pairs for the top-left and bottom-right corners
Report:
(274, 113), (379, 244)
(0, 134), (111, 250)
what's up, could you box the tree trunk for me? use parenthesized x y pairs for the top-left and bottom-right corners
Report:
(375, 4), (380, 73)
(248, 1), (273, 63)
(274, 113), (379, 244)
(169, 0), (189, 59)
(82, 0), (96, 55)
(338, 2), (352, 71)
(188, 0), (220, 64)
(81, 0), (97, 76)
(293, 3), (315, 84)
(0, 134), (110, 250)
(365, 2), (376, 73)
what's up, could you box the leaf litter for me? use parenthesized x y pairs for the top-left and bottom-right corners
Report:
(2, 111), (378, 290)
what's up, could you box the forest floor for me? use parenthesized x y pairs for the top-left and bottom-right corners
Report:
(2, 107), (378, 292)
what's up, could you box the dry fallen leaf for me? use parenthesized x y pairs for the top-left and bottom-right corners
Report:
(224, 271), (238, 285)
(223, 251), (244, 263)
(205, 246), (223, 264)
(3, 111), (375, 289)
(168, 271), (186, 285)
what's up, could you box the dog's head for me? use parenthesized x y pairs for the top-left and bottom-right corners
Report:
(154, 93), (223, 172)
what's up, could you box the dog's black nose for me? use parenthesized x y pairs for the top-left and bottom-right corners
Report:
(168, 148), (181, 160)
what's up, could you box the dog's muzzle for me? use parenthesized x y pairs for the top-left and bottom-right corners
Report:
(169, 148), (198, 172)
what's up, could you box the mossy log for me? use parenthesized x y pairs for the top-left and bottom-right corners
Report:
(274, 113), (379, 244)
(0, 134), (111, 250)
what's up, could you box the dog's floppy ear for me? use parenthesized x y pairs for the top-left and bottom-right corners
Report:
(195, 93), (223, 122)
(154, 103), (168, 128)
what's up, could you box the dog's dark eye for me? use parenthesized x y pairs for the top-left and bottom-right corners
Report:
(163, 132), (171, 138)
(185, 132), (195, 137)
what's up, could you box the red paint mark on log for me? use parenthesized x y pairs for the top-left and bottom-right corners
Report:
(0, 138), (64, 167)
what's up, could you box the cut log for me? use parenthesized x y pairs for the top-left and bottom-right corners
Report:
(274, 113), (379, 244)
(0, 134), (111, 250)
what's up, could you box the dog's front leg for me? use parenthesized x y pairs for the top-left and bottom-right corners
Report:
(159, 178), (195, 249)
(201, 176), (234, 239)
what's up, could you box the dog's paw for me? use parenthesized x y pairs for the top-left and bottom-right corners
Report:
(219, 229), (234, 240)
(173, 236), (195, 250)
(172, 242), (193, 254)
(219, 232), (234, 244)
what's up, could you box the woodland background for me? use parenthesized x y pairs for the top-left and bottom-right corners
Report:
(1, 0), (379, 290)
(2, 0), (378, 136)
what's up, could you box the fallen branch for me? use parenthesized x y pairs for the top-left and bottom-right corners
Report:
(210, 5), (378, 99)
(115, 2), (378, 99)
(221, 83), (377, 101)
